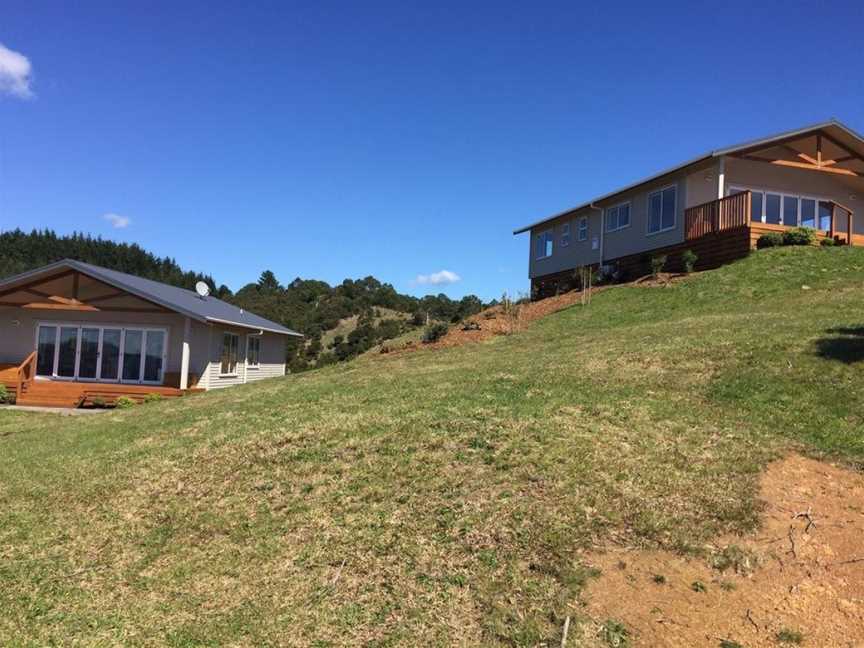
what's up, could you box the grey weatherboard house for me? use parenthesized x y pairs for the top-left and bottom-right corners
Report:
(0, 259), (302, 407)
(514, 119), (864, 298)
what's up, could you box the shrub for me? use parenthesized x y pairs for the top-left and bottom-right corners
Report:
(600, 619), (630, 647)
(115, 396), (136, 409)
(0, 384), (9, 404)
(756, 232), (784, 248)
(783, 227), (816, 246)
(776, 628), (804, 644)
(649, 254), (667, 278)
(91, 396), (107, 409)
(143, 393), (164, 404)
(681, 249), (698, 273)
(422, 322), (449, 344)
(820, 236), (838, 247)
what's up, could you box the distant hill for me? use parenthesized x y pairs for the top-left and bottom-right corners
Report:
(0, 229), (488, 369)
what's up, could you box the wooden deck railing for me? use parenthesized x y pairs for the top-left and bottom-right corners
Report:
(685, 191), (751, 240)
(15, 351), (36, 399)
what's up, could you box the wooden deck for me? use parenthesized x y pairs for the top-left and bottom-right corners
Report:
(0, 363), (192, 408)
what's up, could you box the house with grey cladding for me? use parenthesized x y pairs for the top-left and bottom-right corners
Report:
(0, 259), (302, 407)
(514, 120), (864, 298)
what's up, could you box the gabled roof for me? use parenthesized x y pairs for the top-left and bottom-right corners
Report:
(0, 259), (303, 337)
(513, 119), (864, 234)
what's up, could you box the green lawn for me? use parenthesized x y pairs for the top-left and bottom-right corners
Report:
(2, 246), (863, 647)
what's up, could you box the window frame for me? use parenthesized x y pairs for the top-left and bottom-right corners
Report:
(646, 184), (677, 236)
(577, 216), (588, 242)
(246, 335), (261, 369)
(560, 222), (571, 247)
(604, 201), (631, 233)
(220, 331), (240, 376)
(728, 184), (835, 230)
(535, 229), (554, 259)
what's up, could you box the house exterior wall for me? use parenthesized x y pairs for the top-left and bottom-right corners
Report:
(0, 307), (191, 370)
(202, 325), (286, 390)
(527, 208), (602, 280)
(0, 307), (286, 390)
(724, 157), (864, 235)
(527, 160), (724, 280)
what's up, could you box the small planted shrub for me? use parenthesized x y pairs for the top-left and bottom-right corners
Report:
(690, 580), (707, 593)
(756, 232), (784, 248)
(421, 322), (449, 344)
(600, 619), (630, 647)
(783, 227), (816, 246)
(820, 236), (838, 247)
(776, 628), (804, 644)
(649, 254), (667, 278)
(681, 249), (698, 274)
(143, 393), (164, 404)
(115, 396), (136, 409)
(0, 384), (9, 404)
(651, 574), (666, 584)
(719, 640), (744, 648)
(91, 396), (107, 409)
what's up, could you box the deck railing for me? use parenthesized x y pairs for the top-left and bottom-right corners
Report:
(685, 191), (751, 240)
(15, 351), (36, 399)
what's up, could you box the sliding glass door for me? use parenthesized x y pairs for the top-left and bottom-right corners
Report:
(34, 323), (167, 384)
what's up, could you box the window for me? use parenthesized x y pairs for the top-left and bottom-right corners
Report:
(605, 203), (630, 232)
(247, 336), (261, 368)
(577, 217), (588, 241)
(561, 222), (571, 247)
(221, 332), (239, 375)
(535, 230), (553, 259)
(731, 185), (834, 230)
(648, 186), (677, 234)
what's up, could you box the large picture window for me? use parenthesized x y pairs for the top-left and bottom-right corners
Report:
(221, 332), (240, 375)
(730, 186), (835, 229)
(648, 186), (677, 234)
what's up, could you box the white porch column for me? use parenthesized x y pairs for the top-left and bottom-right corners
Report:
(179, 316), (191, 390)
(717, 156), (726, 199)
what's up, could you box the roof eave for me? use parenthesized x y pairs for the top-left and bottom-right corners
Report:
(204, 316), (303, 337)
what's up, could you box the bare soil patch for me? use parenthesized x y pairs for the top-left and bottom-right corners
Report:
(581, 454), (864, 647)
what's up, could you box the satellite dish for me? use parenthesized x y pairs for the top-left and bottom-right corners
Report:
(195, 281), (211, 298)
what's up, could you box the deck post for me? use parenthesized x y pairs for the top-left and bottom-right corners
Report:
(830, 205), (836, 241)
(180, 316), (191, 390)
(717, 156), (725, 200)
(849, 210), (854, 246)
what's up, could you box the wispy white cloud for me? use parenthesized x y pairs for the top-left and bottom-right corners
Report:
(414, 269), (461, 286)
(0, 43), (33, 99)
(103, 213), (131, 229)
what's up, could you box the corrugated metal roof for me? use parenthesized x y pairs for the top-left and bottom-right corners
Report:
(0, 259), (303, 337)
(513, 119), (864, 234)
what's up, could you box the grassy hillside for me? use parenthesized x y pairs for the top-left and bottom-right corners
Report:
(2, 246), (863, 646)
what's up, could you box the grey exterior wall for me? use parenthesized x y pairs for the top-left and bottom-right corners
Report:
(526, 153), (864, 281)
(724, 157), (864, 235)
(201, 326), (286, 390)
(0, 307), (285, 390)
(527, 159), (721, 279)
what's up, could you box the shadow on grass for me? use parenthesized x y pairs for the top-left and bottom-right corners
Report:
(815, 327), (864, 364)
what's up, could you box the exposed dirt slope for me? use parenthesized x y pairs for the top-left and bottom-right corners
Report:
(581, 454), (864, 647)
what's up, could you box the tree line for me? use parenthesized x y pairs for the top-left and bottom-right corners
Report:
(0, 229), (487, 369)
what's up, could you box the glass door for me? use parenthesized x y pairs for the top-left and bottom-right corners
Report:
(121, 329), (144, 383)
(36, 325), (58, 377)
(142, 330), (166, 384)
(56, 327), (80, 379)
(78, 328), (101, 380)
(100, 328), (122, 382)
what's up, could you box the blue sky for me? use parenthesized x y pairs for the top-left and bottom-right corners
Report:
(1, 1), (863, 300)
